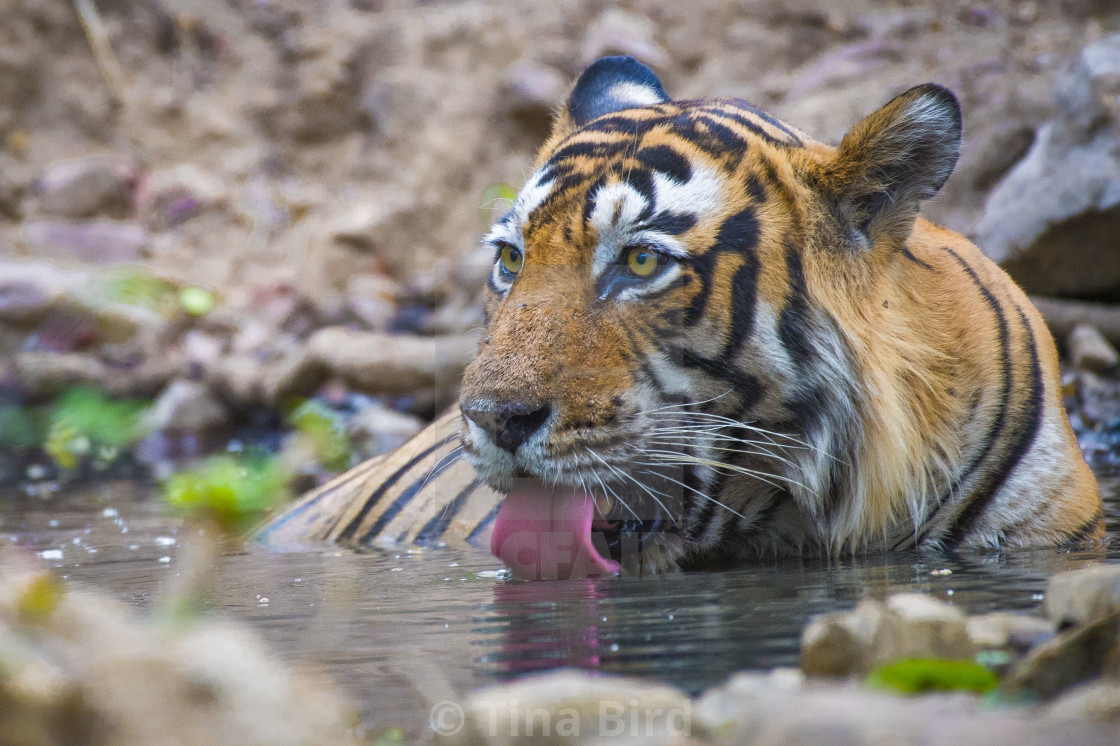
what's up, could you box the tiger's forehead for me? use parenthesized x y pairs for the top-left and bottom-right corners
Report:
(484, 99), (807, 260)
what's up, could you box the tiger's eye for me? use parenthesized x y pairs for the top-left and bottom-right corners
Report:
(500, 245), (523, 275)
(626, 247), (659, 277)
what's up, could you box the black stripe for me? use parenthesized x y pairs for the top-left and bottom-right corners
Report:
(467, 502), (502, 545)
(414, 478), (481, 544)
(624, 168), (656, 222)
(684, 206), (759, 326)
(943, 301), (1044, 545)
(778, 244), (814, 366)
(641, 211), (696, 235)
(360, 448), (463, 543)
(719, 253), (760, 363)
(335, 434), (458, 541)
(1064, 506), (1104, 545)
(636, 145), (692, 183)
(901, 246), (935, 271)
(683, 248), (717, 325)
(677, 347), (763, 409)
(718, 101), (805, 147)
(580, 114), (657, 136)
(904, 249), (1013, 547)
(702, 105), (797, 148)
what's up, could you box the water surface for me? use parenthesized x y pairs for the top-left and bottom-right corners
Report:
(2, 475), (1118, 736)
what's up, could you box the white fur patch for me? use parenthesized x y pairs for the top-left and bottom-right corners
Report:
(651, 167), (722, 220)
(608, 81), (668, 110)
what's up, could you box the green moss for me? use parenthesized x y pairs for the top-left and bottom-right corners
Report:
(865, 659), (999, 695)
(286, 399), (351, 472)
(97, 267), (178, 315)
(163, 455), (291, 533)
(43, 387), (149, 470)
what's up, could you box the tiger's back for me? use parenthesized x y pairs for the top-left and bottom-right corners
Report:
(257, 57), (1103, 572)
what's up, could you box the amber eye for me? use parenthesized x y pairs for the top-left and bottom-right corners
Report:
(625, 246), (659, 277)
(499, 244), (523, 276)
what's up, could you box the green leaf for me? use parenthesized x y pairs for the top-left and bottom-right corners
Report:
(163, 455), (291, 533)
(865, 659), (999, 695)
(179, 286), (216, 316)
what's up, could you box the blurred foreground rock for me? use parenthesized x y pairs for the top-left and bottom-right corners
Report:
(0, 558), (361, 746)
(977, 33), (1120, 300)
(447, 667), (1117, 745)
(800, 593), (974, 676)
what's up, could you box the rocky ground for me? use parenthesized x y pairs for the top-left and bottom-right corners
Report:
(3, 0), (1120, 490)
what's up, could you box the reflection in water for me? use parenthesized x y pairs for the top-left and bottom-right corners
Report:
(476, 544), (1114, 691)
(1, 476), (1116, 733)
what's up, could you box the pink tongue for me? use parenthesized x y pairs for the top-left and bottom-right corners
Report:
(490, 485), (620, 581)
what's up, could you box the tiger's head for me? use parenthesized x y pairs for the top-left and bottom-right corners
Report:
(459, 57), (962, 579)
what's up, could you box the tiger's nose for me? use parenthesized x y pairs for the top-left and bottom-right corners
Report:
(461, 401), (552, 453)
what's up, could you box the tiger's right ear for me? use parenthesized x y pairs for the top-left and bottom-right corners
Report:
(821, 84), (962, 249)
(546, 56), (670, 143)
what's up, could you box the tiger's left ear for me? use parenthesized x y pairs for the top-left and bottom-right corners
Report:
(546, 56), (670, 144)
(823, 84), (961, 248)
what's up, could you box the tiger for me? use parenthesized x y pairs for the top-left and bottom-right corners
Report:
(257, 56), (1105, 579)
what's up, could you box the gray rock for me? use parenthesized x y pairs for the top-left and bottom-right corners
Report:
(345, 401), (424, 459)
(23, 220), (149, 264)
(1047, 681), (1120, 722)
(800, 594), (974, 677)
(457, 670), (697, 744)
(1045, 565), (1120, 627)
(966, 612), (1054, 652)
(448, 668), (1120, 745)
(582, 9), (669, 68)
(976, 34), (1120, 299)
(1069, 325), (1120, 373)
(31, 155), (139, 220)
(1002, 611), (1120, 699)
(503, 62), (567, 137)
(264, 327), (478, 404)
(142, 379), (230, 434)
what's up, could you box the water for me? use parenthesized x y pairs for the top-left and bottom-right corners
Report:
(2, 476), (1118, 736)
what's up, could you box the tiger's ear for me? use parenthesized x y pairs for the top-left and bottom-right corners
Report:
(823, 84), (961, 249)
(549, 56), (670, 137)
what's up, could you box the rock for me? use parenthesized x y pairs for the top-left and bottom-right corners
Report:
(345, 400), (424, 458)
(146, 163), (229, 229)
(345, 274), (398, 331)
(801, 594), (974, 677)
(1075, 369), (1120, 430)
(1045, 565), (1120, 627)
(966, 612), (1054, 652)
(969, 123), (1034, 192)
(1047, 681), (1120, 722)
(30, 155), (140, 220)
(0, 560), (362, 746)
(141, 379), (230, 434)
(582, 8), (669, 67)
(205, 355), (268, 408)
(503, 61), (567, 137)
(976, 34), (1120, 299)
(254, 25), (372, 142)
(1069, 325), (1120, 373)
(23, 220), (150, 264)
(11, 351), (177, 399)
(1002, 611), (1120, 699)
(456, 670), (697, 744)
(263, 327), (479, 405)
